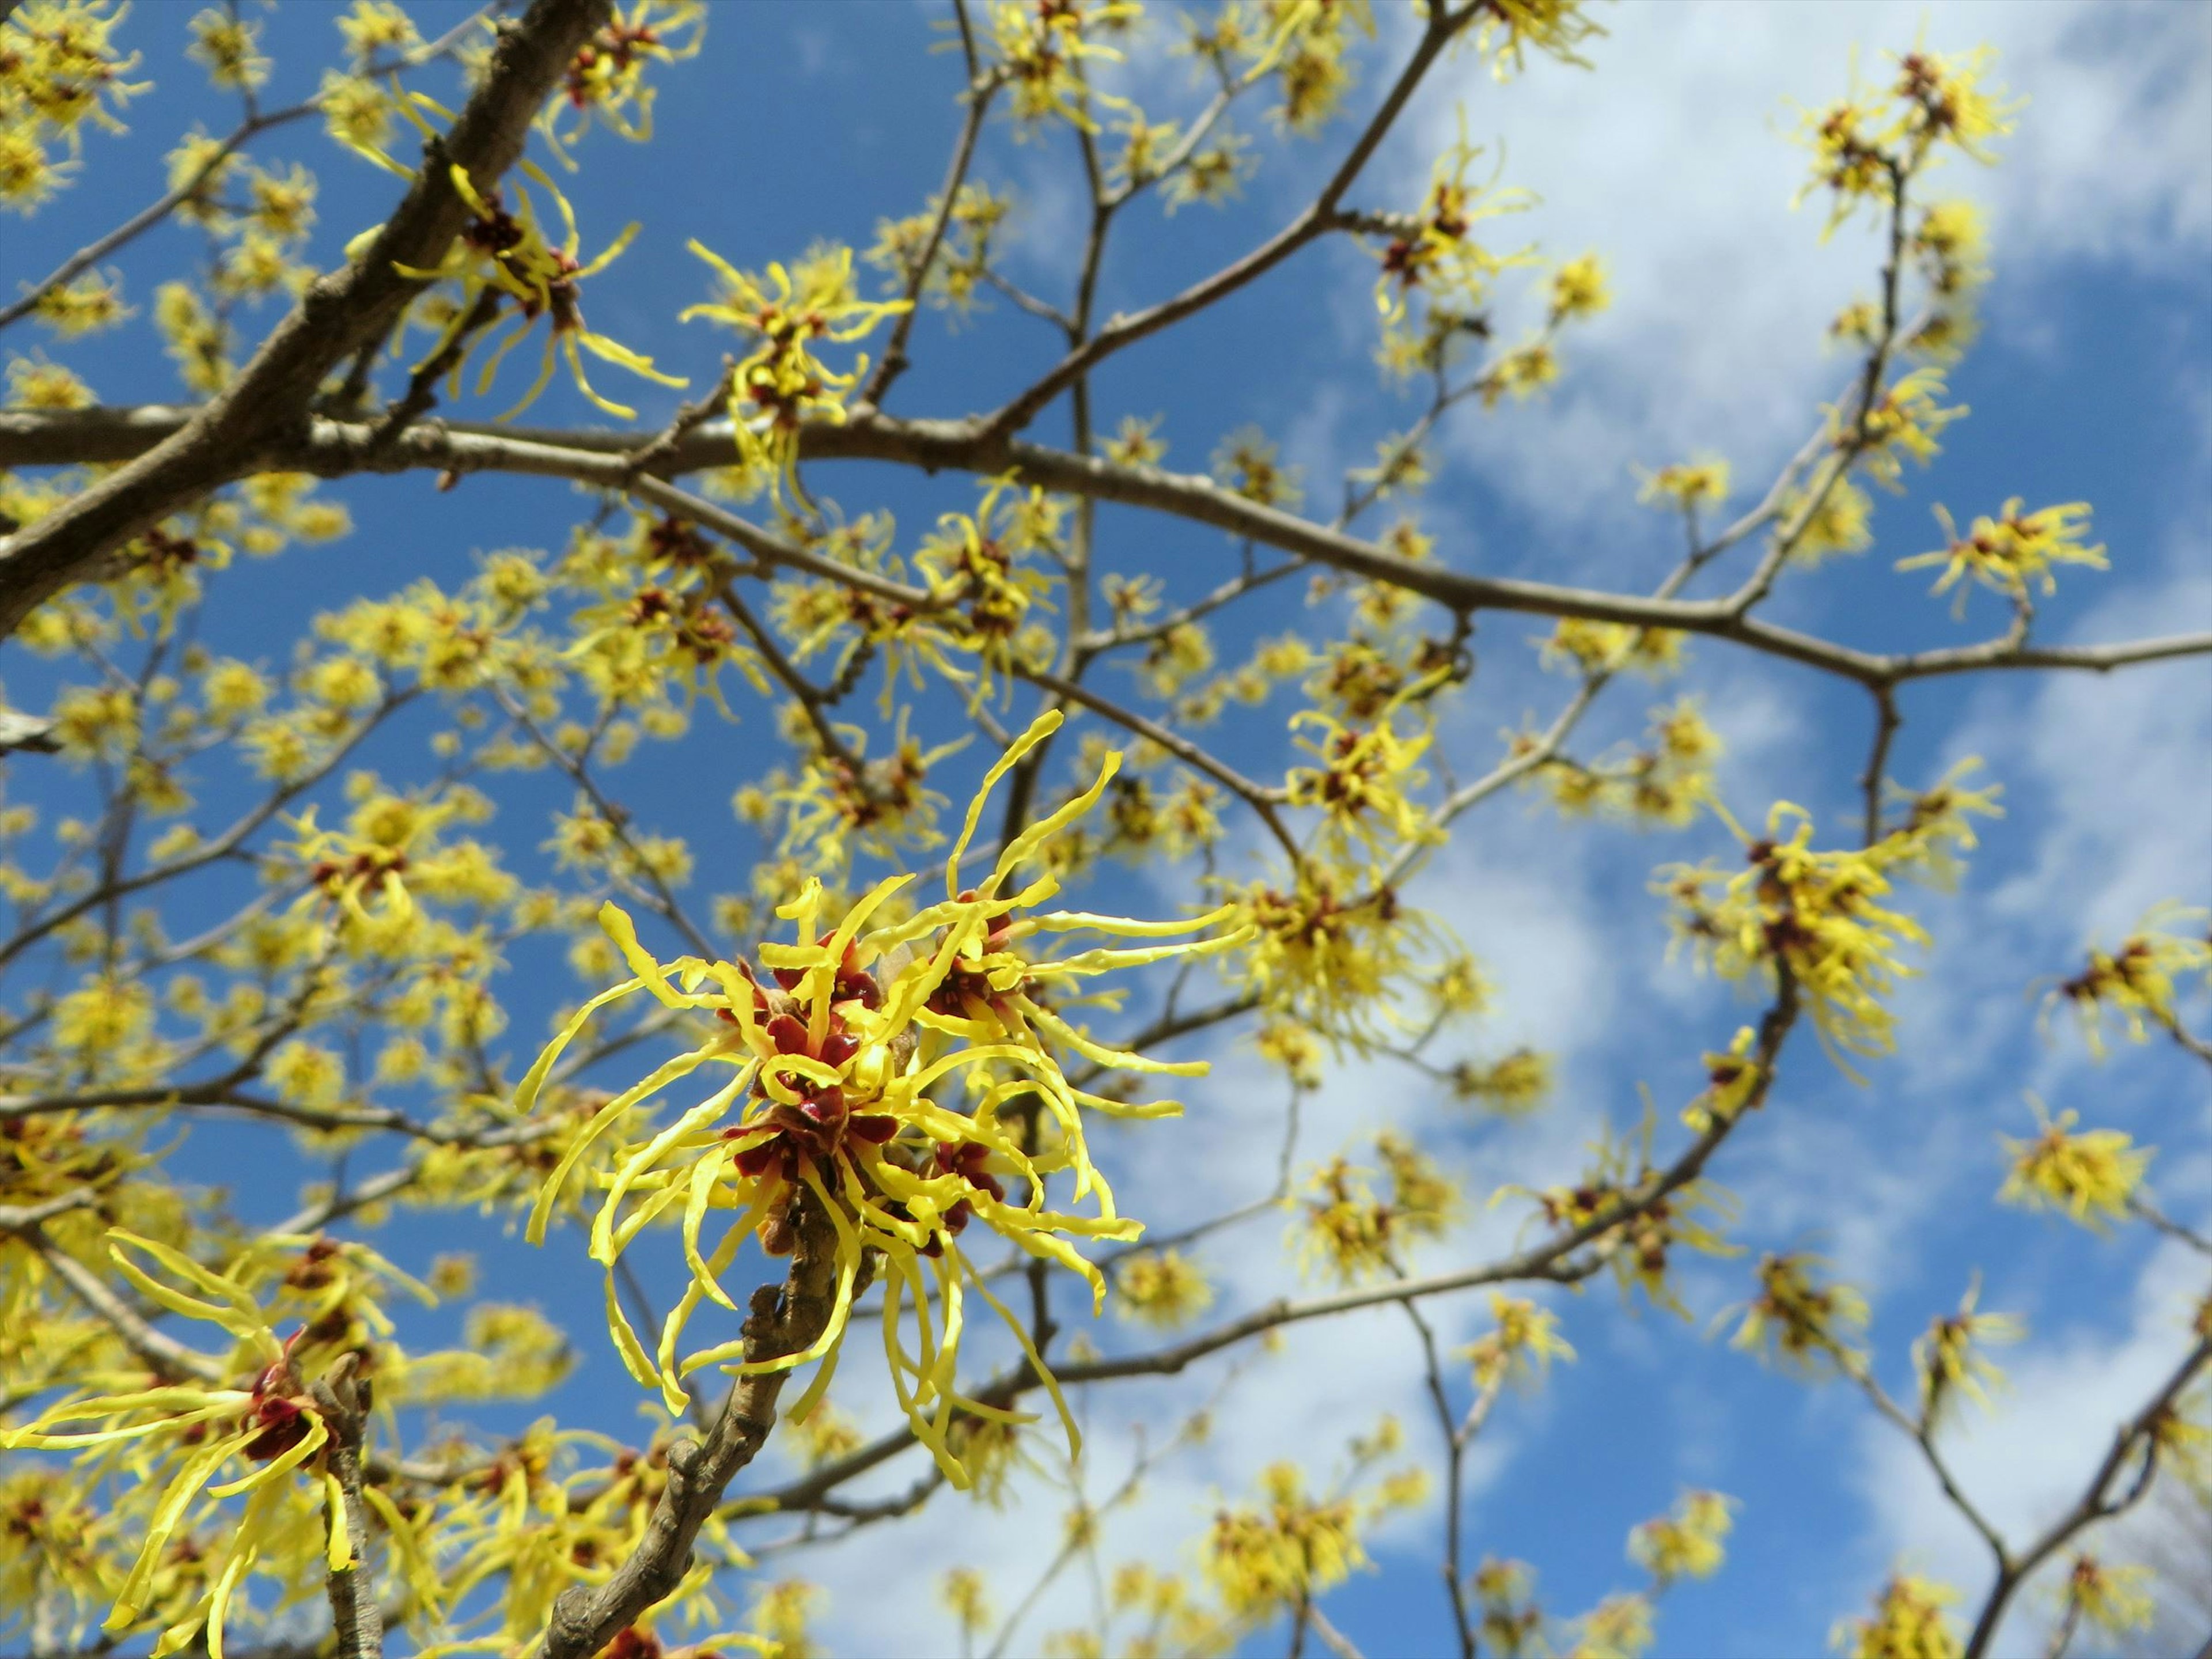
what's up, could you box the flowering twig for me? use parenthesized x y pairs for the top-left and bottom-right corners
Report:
(0, 0), (614, 634)
(538, 1200), (844, 1659)
(1961, 1323), (2212, 1659)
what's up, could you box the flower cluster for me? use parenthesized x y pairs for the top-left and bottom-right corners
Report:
(1200, 1421), (1424, 1620)
(0, 1232), (440, 1656)
(1997, 1101), (2152, 1229)
(1460, 1295), (1575, 1392)
(1727, 1251), (1868, 1376)
(385, 153), (681, 419)
(1285, 706), (1437, 861)
(1910, 1277), (2021, 1428)
(518, 713), (1243, 1482)
(1113, 1248), (1214, 1329)
(1223, 871), (1449, 1054)
(1292, 1134), (1459, 1283)
(866, 183), (1014, 313)
(988, 0), (1138, 131)
(540, 1), (706, 163)
(1508, 1122), (1734, 1313)
(910, 474), (1066, 704)
(1626, 1491), (1734, 1587)
(1470, 0), (1604, 82)
(1794, 45), (2015, 234)
(1832, 1572), (1961, 1659)
(683, 242), (907, 494)
(2055, 1556), (2156, 1643)
(0, 0), (145, 213)
(1450, 1046), (1554, 1116)
(1531, 699), (1722, 828)
(1636, 458), (1730, 516)
(1840, 366), (1964, 492)
(1658, 791), (1998, 1065)
(2043, 906), (2212, 1054)
(1899, 498), (2106, 612)
(1539, 619), (1687, 681)
(1369, 131), (1527, 328)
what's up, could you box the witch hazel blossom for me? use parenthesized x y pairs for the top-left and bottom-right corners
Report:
(516, 711), (1248, 1483)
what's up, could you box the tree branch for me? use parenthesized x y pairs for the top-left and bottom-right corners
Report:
(536, 1195), (843, 1659)
(10, 408), (2207, 695)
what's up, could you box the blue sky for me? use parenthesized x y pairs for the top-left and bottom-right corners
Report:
(6, 1), (2211, 1655)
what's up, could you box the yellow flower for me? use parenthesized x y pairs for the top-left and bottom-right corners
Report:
(1460, 1294), (1575, 1391)
(1567, 1593), (1654, 1659)
(391, 154), (683, 419)
(32, 267), (131, 333)
(940, 1567), (995, 1643)
(1834, 1572), (1961, 1659)
(1550, 252), (1610, 322)
(1480, 340), (1560, 407)
(154, 281), (230, 393)
(1681, 1026), (1762, 1132)
(318, 70), (392, 150)
(2045, 904), (2212, 1054)
(1877, 759), (2002, 886)
(1203, 1461), (1370, 1616)
(516, 711), (1244, 1482)
(1211, 426), (1303, 512)
(335, 0), (420, 65)
(1451, 1047), (1552, 1115)
(910, 474), (1066, 705)
(989, 0), (1138, 130)
(1997, 1101), (2151, 1229)
(2055, 1555), (2154, 1637)
(1637, 457), (1730, 514)
(1472, 0), (1604, 81)
(1540, 619), (1685, 680)
(1627, 1490), (1734, 1586)
(1890, 43), (2017, 163)
(1780, 474), (1875, 565)
(5, 353), (93, 409)
(1911, 1275), (2021, 1426)
(1726, 1252), (1867, 1376)
(683, 241), (906, 495)
(1285, 706), (1437, 862)
(188, 7), (270, 90)
(1372, 126), (1527, 327)
(1103, 413), (1168, 468)
(1843, 366), (1963, 492)
(1899, 498), (2106, 612)
(1658, 801), (1941, 1066)
(1114, 1249), (1214, 1330)
(1293, 1134), (1456, 1283)
(0, 1232), (432, 1656)
(537, 1), (706, 162)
